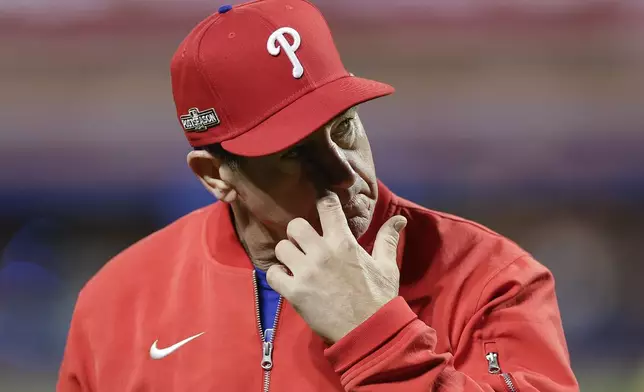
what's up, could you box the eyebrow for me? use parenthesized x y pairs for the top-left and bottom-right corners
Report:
(332, 106), (358, 123)
(343, 106), (358, 117)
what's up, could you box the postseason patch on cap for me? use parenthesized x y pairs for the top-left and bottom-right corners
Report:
(180, 107), (221, 133)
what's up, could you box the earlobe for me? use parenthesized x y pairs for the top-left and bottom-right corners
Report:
(212, 183), (238, 203)
(209, 178), (236, 202)
(219, 188), (238, 203)
(186, 150), (238, 203)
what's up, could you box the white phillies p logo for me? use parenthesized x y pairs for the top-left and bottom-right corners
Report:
(267, 27), (304, 79)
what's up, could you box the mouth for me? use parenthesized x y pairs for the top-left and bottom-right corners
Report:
(341, 195), (369, 217)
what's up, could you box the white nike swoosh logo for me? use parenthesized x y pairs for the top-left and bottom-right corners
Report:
(149, 332), (205, 360)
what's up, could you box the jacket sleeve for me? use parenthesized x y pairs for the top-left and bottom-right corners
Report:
(57, 296), (93, 392)
(324, 255), (580, 392)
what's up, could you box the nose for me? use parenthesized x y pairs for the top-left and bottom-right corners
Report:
(306, 142), (357, 199)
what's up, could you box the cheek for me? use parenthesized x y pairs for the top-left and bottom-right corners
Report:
(271, 179), (317, 214)
(357, 148), (375, 175)
(349, 143), (377, 185)
(238, 165), (318, 222)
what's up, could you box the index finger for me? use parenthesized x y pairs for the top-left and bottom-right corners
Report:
(316, 191), (351, 237)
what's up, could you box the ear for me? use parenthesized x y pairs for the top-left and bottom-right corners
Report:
(187, 150), (238, 203)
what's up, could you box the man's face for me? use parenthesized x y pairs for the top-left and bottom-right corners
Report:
(224, 107), (378, 239)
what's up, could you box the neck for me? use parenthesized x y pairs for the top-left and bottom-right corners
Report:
(229, 203), (284, 272)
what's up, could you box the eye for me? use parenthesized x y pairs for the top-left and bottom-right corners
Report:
(332, 117), (357, 146)
(336, 118), (354, 134)
(280, 145), (305, 160)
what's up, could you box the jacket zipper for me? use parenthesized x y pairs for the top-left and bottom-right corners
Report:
(486, 351), (518, 392)
(501, 373), (518, 392)
(253, 270), (284, 392)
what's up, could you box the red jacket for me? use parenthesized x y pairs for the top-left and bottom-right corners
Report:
(57, 182), (579, 391)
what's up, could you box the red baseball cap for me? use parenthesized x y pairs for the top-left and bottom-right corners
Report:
(170, 0), (394, 157)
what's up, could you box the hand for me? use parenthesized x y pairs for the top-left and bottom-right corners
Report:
(266, 192), (407, 344)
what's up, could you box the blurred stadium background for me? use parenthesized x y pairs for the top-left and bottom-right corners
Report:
(1, 0), (643, 390)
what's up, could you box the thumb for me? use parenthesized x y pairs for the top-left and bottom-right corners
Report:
(372, 215), (406, 264)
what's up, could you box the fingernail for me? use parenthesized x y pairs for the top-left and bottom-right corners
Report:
(394, 218), (407, 232)
(320, 193), (339, 206)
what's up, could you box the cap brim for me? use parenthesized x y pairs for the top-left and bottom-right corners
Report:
(220, 76), (394, 157)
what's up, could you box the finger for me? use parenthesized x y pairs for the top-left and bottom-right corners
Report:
(266, 264), (294, 297)
(275, 239), (305, 274)
(316, 192), (351, 237)
(372, 216), (407, 264)
(286, 218), (322, 254)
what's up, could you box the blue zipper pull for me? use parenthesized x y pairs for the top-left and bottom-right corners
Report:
(261, 328), (274, 370)
(264, 328), (273, 343)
